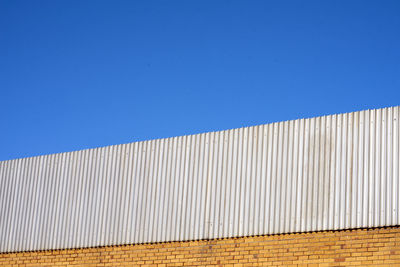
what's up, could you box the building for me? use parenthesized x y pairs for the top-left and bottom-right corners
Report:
(1, 106), (399, 266)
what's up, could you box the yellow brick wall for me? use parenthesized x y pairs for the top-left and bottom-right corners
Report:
(1, 226), (400, 266)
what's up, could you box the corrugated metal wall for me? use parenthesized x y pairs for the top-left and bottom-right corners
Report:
(0, 106), (399, 252)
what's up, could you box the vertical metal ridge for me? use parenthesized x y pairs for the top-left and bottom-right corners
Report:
(394, 107), (399, 225)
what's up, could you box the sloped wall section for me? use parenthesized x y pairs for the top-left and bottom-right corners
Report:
(0, 106), (399, 252)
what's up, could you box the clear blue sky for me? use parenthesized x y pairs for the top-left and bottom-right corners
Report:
(1, 1), (399, 161)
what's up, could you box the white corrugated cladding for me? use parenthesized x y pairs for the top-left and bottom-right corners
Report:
(0, 106), (399, 252)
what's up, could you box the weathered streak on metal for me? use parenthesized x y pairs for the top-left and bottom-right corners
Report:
(0, 106), (399, 252)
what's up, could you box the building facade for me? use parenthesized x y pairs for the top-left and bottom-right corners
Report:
(1, 106), (400, 266)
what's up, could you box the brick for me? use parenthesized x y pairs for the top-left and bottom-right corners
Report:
(1, 227), (400, 266)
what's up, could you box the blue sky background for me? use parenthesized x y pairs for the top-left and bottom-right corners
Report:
(1, 0), (399, 161)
